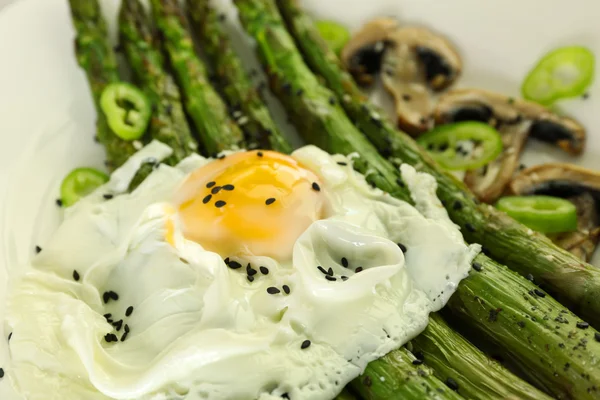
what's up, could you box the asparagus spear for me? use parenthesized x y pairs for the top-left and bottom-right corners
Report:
(276, 0), (600, 328)
(230, 0), (411, 203)
(410, 314), (552, 400)
(351, 349), (463, 399)
(68, 0), (140, 170)
(119, 0), (198, 166)
(233, 1), (600, 398)
(186, 0), (291, 154)
(149, 0), (243, 155)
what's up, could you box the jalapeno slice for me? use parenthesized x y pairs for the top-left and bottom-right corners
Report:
(417, 121), (503, 170)
(316, 20), (350, 56)
(496, 195), (578, 234)
(60, 168), (109, 207)
(100, 82), (151, 141)
(521, 46), (595, 105)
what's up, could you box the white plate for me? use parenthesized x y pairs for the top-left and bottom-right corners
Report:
(0, 0), (598, 397)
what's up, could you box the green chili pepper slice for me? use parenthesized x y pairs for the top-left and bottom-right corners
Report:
(316, 20), (350, 56)
(100, 82), (151, 141)
(521, 46), (595, 105)
(60, 168), (109, 207)
(416, 121), (503, 171)
(496, 195), (578, 234)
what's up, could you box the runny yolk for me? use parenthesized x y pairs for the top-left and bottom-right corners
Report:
(174, 150), (325, 261)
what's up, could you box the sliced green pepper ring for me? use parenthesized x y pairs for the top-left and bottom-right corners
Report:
(496, 195), (578, 234)
(60, 168), (109, 207)
(316, 20), (350, 56)
(416, 121), (503, 171)
(100, 82), (151, 141)
(521, 46), (595, 105)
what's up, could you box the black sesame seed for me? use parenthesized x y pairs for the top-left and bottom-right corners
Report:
(355, 267), (363, 273)
(576, 321), (590, 329)
(397, 243), (407, 253)
(327, 267), (334, 276)
(222, 184), (235, 191)
(73, 270), (80, 281)
(312, 182), (321, 192)
(8, 332), (12, 342)
(301, 339), (311, 349)
(325, 275), (337, 281)
(211, 186), (222, 194)
(215, 200), (226, 208)
(113, 320), (123, 331)
(257, 151), (263, 157)
(341, 257), (349, 268)
(267, 287), (280, 294)
(412, 359), (423, 365)
(0, 368), (4, 378)
(465, 223), (476, 232)
(124, 324), (130, 333)
(472, 262), (483, 272)
(103, 292), (110, 304)
(103, 193), (114, 200)
(228, 261), (242, 270)
(317, 265), (328, 275)
(218, 154), (226, 160)
(247, 275), (255, 283)
(206, 181), (216, 188)
(534, 289), (546, 298)
(121, 331), (129, 342)
(341, 276), (348, 281)
(56, 198), (63, 207)
(104, 333), (118, 343)
(282, 285), (290, 294)
(445, 377), (459, 391)
(109, 291), (119, 301)
(202, 194), (212, 204)
(265, 198), (276, 205)
(259, 266), (269, 275)
(104, 313), (112, 320)
(337, 161), (347, 166)
(247, 264), (258, 276)
(35, 245), (42, 254)
(453, 201), (463, 211)
(126, 306), (134, 317)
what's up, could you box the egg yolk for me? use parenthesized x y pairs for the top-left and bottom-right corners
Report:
(174, 150), (325, 260)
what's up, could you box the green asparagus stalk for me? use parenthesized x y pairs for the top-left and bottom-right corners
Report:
(230, 0), (411, 203)
(119, 0), (198, 165)
(276, 0), (600, 328)
(233, 1), (600, 398)
(186, 0), (291, 154)
(351, 349), (463, 399)
(150, 0), (243, 155)
(410, 314), (552, 400)
(335, 390), (359, 400)
(68, 0), (140, 170)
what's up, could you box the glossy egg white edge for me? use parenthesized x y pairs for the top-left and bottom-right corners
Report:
(0, 0), (598, 398)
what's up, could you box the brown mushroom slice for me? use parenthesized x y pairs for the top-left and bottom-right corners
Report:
(434, 89), (586, 202)
(509, 163), (600, 262)
(342, 21), (462, 134)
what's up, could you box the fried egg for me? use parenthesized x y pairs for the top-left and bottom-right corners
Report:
(4, 141), (479, 400)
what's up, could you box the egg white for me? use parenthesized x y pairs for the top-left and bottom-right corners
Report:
(4, 142), (479, 400)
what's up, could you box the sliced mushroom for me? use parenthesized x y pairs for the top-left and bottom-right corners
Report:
(434, 89), (586, 202)
(342, 20), (462, 135)
(510, 163), (600, 262)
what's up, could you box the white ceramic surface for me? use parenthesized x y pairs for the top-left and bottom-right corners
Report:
(0, 0), (598, 398)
